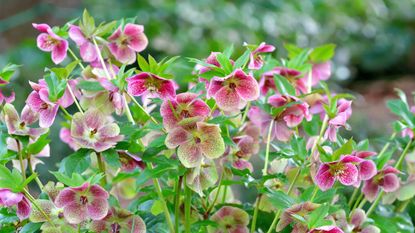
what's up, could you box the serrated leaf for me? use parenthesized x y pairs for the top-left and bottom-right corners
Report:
(307, 204), (329, 229)
(266, 190), (295, 210)
(60, 149), (91, 176)
(233, 50), (250, 69)
(273, 74), (296, 96)
(137, 54), (150, 72)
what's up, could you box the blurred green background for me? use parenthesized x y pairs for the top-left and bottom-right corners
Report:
(1, 0), (415, 185)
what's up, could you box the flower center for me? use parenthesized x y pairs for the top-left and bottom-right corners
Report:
(111, 223), (121, 233)
(19, 121), (26, 129)
(79, 195), (88, 205)
(329, 163), (346, 176)
(90, 128), (98, 138)
(194, 137), (201, 144)
(40, 102), (49, 110)
(181, 109), (191, 118)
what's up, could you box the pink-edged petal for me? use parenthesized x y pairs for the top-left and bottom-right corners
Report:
(214, 86), (244, 111)
(108, 43), (136, 64)
(198, 122), (225, 159)
(337, 163), (358, 186)
(309, 226), (344, 233)
(177, 142), (203, 168)
(87, 198), (109, 220)
(98, 123), (120, 138)
(233, 69), (259, 101)
(311, 62), (331, 85)
(63, 202), (87, 224)
(89, 185), (109, 199)
(0, 190), (24, 206)
(359, 160), (377, 181)
(381, 173), (400, 192)
(207, 77), (225, 98)
(340, 155), (362, 163)
(26, 91), (44, 112)
(32, 23), (51, 33)
(21, 105), (38, 125)
(350, 208), (366, 228)
(127, 74), (147, 96)
(80, 42), (98, 62)
(324, 125), (338, 142)
(68, 25), (87, 45)
(362, 179), (379, 202)
(232, 159), (253, 172)
(268, 95), (288, 108)
(255, 42), (275, 53)
(39, 104), (59, 128)
(16, 197), (31, 220)
(165, 127), (192, 148)
(124, 24), (148, 52)
(55, 188), (77, 208)
(315, 164), (335, 191)
(274, 121), (293, 142)
(283, 114), (304, 128)
(158, 79), (176, 99)
(51, 40), (68, 64)
(36, 33), (53, 52)
(108, 26), (122, 41)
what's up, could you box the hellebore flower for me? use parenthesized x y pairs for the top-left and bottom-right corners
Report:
(33, 23), (68, 64)
(276, 202), (319, 233)
(2, 103), (47, 138)
(332, 209), (380, 233)
(362, 166), (400, 202)
(118, 151), (145, 172)
(248, 94), (311, 141)
(186, 159), (218, 196)
(55, 182), (109, 224)
(126, 72), (176, 101)
(98, 78), (125, 115)
(315, 155), (360, 191)
(70, 109), (123, 152)
(208, 69), (259, 112)
(231, 135), (258, 172)
(308, 226), (344, 233)
(0, 90), (14, 105)
(160, 92), (210, 131)
(324, 100), (352, 142)
(0, 189), (31, 220)
(303, 62), (331, 87)
(27, 79), (78, 128)
(108, 23), (148, 64)
(68, 25), (98, 62)
(60, 127), (79, 150)
(8, 138), (50, 172)
(165, 122), (225, 168)
(351, 151), (377, 186)
(91, 207), (146, 233)
(208, 206), (249, 233)
(259, 67), (307, 96)
(247, 42), (275, 70)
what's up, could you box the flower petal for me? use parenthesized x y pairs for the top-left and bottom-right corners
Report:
(51, 40), (68, 64)
(87, 198), (109, 220)
(233, 69), (259, 101)
(80, 42), (98, 62)
(63, 202), (87, 224)
(177, 142), (203, 168)
(381, 173), (400, 192)
(359, 160), (377, 181)
(165, 127), (192, 148)
(337, 163), (358, 186)
(362, 179), (379, 202)
(55, 188), (77, 208)
(315, 164), (335, 191)
(16, 197), (31, 220)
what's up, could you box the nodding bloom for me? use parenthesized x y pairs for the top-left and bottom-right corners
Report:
(68, 25), (98, 62)
(208, 69), (259, 112)
(308, 226), (344, 233)
(351, 151), (377, 187)
(303, 62), (331, 87)
(32, 23), (68, 64)
(0, 189), (31, 220)
(97, 78), (125, 115)
(91, 208), (146, 233)
(118, 151), (145, 172)
(126, 72), (176, 101)
(165, 122), (225, 168)
(27, 79), (78, 128)
(276, 202), (319, 233)
(362, 166), (400, 202)
(108, 23), (148, 64)
(208, 206), (249, 233)
(7, 137), (50, 172)
(55, 182), (109, 224)
(186, 159), (218, 196)
(247, 42), (275, 70)
(324, 100), (352, 142)
(160, 92), (210, 131)
(315, 155), (361, 191)
(259, 67), (307, 96)
(70, 109), (123, 152)
(1, 103), (47, 138)
(231, 135), (259, 172)
(248, 94), (311, 142)
(332, 209), (380, 233)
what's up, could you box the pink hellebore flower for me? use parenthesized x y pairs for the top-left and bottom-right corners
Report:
(315, 155), (361, 191)
(118, 151), (145, 172)
(324, 100), (352, 142)
(98, 78), (125, 115)
(308, 226), (344, 233)
(108, 23), (148, 64)
(351, 151), (377, 187)
(248, 95), (311, 141)
(276, 202), (319, 233)
(91, 208), (146, 233)
(0, 90), (15, 105)
(60, 127), (79, 150)
(70, 109), (123, 152)
(55, 182), (109, 224)
(165, 122), (225, 168)
(259, 67), (307, 96)
(208, 206), (249, 233)
(27, 79), (78, 128)
(303, 62), (332, 87)
(126, 72), (176, 100)
(231, 135), (259, 172)
(362, 166), (400, 202)
(160, 92), (210, 131)
(0, 189), (31, 220)
(208, 69), (259, 112)
(333, 209), (380, 233)
(33, 23), (68, 64)
(2, 103), (47, 138)
(68, 25), (98, 62)
(247, 42), (275, 70)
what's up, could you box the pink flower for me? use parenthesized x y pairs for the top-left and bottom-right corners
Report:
(1, 103), (47, 138)
(333, 209), (380, 233)
(27, 79), (78, 128)
(118, 151), (145, 172)
(70, 109), (123, 152)
(126, 72), (176, 101)
(165, 122), (225, 168)
(208, 69), (259, 112)
(98, 78), (125, 115)
(68, 25), (98, 62)
(351, 151), (377, 186)
(259, 67), (307, 96)
(0, 90), (15, 105)
(303, 62), (331, 87)
(0, 189), (31, 220)
(315, 155), (361, 191)
(55, 182), (109, 224)
(276, 202), (319, 233)
(160, 92), (210, 131)
(108, 23), (148, 64)
(231, 135), (258, 172)
(248, 95), (311, 141)
(247, 42), (275, 70)
(91, 207), (146, 233)
(32, 23), (68, 64)
(324, 100), (352, 142)
(308, 226), (344, 233)
(60, 127), (79, 150)
(209, 206), (249, 233)
(362, 166), (400, 202)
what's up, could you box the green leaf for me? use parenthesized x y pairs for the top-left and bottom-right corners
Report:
(372, 206), (414, 233)
(387, 99), (415, 128)
(137, 54), (150, 72)
(151, 200), (164, 216)
(102, 149), (121, 167)
(20, 222), (42, 233)
(309, 44), (336, 63)
(266, 190), (295, 210)
(233, 50), (250, 69)
(77, 80), (105, 91)
(223, 44), (234, 58)
(216, 53), (233, 74)
(60, 149), (91, 176)
(284, 43), (303, 59)
(273, 74), (296, 96)
(0, 207), (19, 224)
(287, 49), (309, 69)
(0, 164), (23, 191)
(332, 138), (354, 161)
(307, 204), (329, 229)
(27, 133), (50, 155)
(51, 171), (85, 187)
(0, 64), (21, 84)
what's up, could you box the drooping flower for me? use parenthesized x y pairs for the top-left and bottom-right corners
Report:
(276, 202), (319, 233)
(32, 23), (68, 64)
(68, 25), (98, 62)
(118, 151), (145, 172)
(55, 182), (109, 224)
(70, 109), (123, 152)
(324, 100), (352, 142)
(91, 207), (146, 233)
(160, 92), (210, 131)
(308, 226), (344, 233)
(1, 103), (47, 138)
(248, 94), (311, 141)
(165, 122), (225, 168)
(208, 69), (259, 112)
(8, 137), (50, 172)
(230, 135), (258, 172)
(362, 166), (400, 202)
(259, 67), (307, 96)
(315, 155), (360, 191)
(98, 78), (125, 115)
(332, 209), (380, 233)
(0, 189), (31, 220)
(246, 42), (275, 70)
(0, 90), (14, 105)
(108, 23), (148, 64)
(186, 159), (218, 196)
(351, 151), (377, 186)
(208, 206), (249, 233)
(126, 72), (176, 101)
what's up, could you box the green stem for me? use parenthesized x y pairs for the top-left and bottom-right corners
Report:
(396, 199), (411, 213)
(262, 120), (275, 176)
(128, 92), (159, 125)
(96, 152), (107, 186)
(93, 38), (113, 80)
(205, 172), (224, 215)
(348, 187), (359, 207)
(250, 194), (262, 233)
(27, 156), (44, 190)
(123, 92), (135, 124)
(309, 186), (319, 202)
(16, 139), (26, 180)
(68, 47), (85, 70)
(241, 102), (251, 126)
(358, 198), (367, 209)
(59, 106), (72, 119)
(267, 210), (282, 233)
(174, 176), (183, 233)
(184, 177), (192, 233)
(67, 82), (83, 114)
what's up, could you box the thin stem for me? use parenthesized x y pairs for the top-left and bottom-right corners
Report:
(250, 194), (262, 233)
(309, 186), (319, 202)
(348, 187), (359, 208)
(68, 47), (85, 70)
(93, 38), (113, 80)
(123, 92), (135, 124)
(262, 120), (275, 176)
(205, 172), (224, 215)
(128, 92), (159, 124)
(241, 102), (251, 125)
(23, 189), (55, 227)
(16, 139), (26, 180)
(267, 210), (281, 233)
(59, 106), (72, 119)
(67, 82), (83, 114)
(352, 193), (364, 210)
(358, 198), (367, 209)
(96, 152), (107, 186)
(396, 199), (411, 213)
(174, 176), (183, 233)
(184, 177), (192, 233)
(27, 156), (44, 190)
